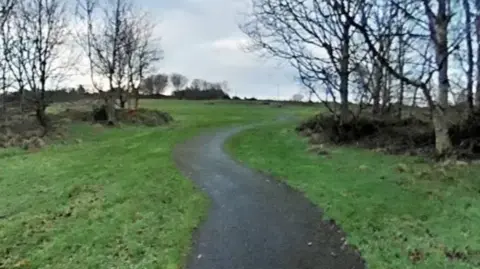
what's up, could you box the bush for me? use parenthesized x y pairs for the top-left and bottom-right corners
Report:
(55, 102), (173, 127)
(296, 114), (381, 143)
(172, 88), (229, 100)
(0, 112), (64, 150)
(449, 111), (480, 157)
(297, 112), (480, 159)
(296, 114), (435, 155)
(115, 108), (173, 126)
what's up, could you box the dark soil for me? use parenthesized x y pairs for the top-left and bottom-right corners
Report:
(296, 111), (480, 160)
(58, 106), (173, 127)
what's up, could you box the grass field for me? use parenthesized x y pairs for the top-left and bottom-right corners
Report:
(226, 121), (480, 269)
(0, 100), (316, 269)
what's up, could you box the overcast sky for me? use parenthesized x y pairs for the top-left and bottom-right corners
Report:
(140, 0), (303, 100)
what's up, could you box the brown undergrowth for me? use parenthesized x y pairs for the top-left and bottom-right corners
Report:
(1, 100), (173, 150)
(296, 110), (480, 161)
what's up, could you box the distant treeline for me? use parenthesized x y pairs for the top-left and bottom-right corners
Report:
(3, 87), (320, 104)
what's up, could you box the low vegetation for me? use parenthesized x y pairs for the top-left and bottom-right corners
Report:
(227, 121), (480, 269)
(240, 0), (480, 159)
(0, 100), (310, 269)
(296, 108), (480, 160)
(1, 0), (479, 268)
(0, 105), (68, 150)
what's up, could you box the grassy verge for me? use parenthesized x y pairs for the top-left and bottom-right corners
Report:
(226, 121), (480, 269)
(0, 100), (315, 269)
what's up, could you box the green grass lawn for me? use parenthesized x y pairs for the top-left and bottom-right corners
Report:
(0, 100), (316, 269)
(226, 121), (480, 269)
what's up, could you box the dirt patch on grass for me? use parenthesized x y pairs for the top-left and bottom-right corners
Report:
(296, 111), (480, 160)
(61, 184), (105, 219)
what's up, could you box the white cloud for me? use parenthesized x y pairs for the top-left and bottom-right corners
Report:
(67, 0), (303, 99)
(210, 37), (247, 51)
(150, 0), (301, 99)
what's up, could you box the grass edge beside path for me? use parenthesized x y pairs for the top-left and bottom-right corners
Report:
(225, 121), (480, 269)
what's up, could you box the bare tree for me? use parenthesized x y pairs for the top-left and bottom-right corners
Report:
(240, 0), (367, 122)
(220, 80), (230, 93)
(190, 78), (206, 90)
(76, 0), (124, 122)
(76, 0), (161, 118)
(369, 2), (396, 115)
(77, 0), (123, 91)
(0, 0), (15, 113)
(141, 73), (171, 96)
(170, 73), (188, 91)
(475, 0), (480, 107)
(462, 0), (474, 112)
(152, 74), (168, 94)
(122, 13), (162, 109)
(395, 23), (408, 118)
(337, 0), (461, 155)
(5, 0), (69, 128)
(208, 82), (221, 91)
(200, 79), (209, 91)
(141, 75), (155, 95)
(77, 84), (86, 94)
(422, 0), (454, 154)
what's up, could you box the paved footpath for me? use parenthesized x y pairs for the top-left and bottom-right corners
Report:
(173, 124), (365, 269)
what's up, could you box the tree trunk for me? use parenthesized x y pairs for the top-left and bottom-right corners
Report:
(134, 87), (140, 109)
(19, 87), (24, 112)
(398, 82), (405, 118)
(119, 91), (126, 108)
(339, 68), (349, 122)
(373, 36), (387, 115)
(35, 105), (49, 131)
(411, 86), (419, 114)
(372, 62), (382, 115)
(464, 0), (474, 113)
(1, 89), (5, 114)
(127, 92), (132, 109)
(106, 93), (116, 125)
(381, 35), (392, 114)
(475, 0), (480, 107)
(432, 3), (453, 156)
(432, 106), (452, 156)
(477, 59), (480, 107)
(397, 34), (405, 119)
(339, 24), (350, 122)
(381, 68), (391, 114)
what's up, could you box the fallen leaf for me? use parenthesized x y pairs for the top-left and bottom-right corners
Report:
(14, 259), (30, 268)
(396, 163), (409, 173)
(358, 165), (368, 171)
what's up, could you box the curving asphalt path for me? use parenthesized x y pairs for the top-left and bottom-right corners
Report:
(173, 123), (366, 269)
